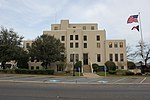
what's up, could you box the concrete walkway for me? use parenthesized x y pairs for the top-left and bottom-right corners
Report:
(83, 73), (100, 78)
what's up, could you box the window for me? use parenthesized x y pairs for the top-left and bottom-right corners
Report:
(36, 66), (39, 69)
(120, 53), (124, 61)
(109, 54), (113, 61)
(84, 43), (87, 48)
(70, 35), (73, 40)
(91, 26), (94, 30)
(61, 36), (65, 41)
(120, 42), (123, 48)
(54, 27), (58, 30)
(70, 43), (73, 48)
(75, 54), (79, 62)
(75, 42), (79, 48)
(31, 66), (34, 70)
(84, 35), (87, 41)
(97, 43), (100, 48)
(70, 54), (74, 62)
(97, 54), (101, 62)
(121, 66), (124, 69)
(75, 35), (78, 40)
(96, 35), (100, 41)
(114, 42), (118, 48)
(115, 54), (118, 61)
(109, 42), (112, 48)
(26, 43), (30, 48)
(73, 26), (76, 28)
(31, 57), (34, 62)
(83, 26), (86, 30)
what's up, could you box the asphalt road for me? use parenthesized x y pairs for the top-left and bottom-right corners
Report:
(0, 82), (150, 100)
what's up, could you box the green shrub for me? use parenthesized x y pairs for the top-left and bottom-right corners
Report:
(127, 61), (136, 69)
(116, 70), (134, 76)
(105, 61), (116, 71)
(92, 63), (99, 72)
(109, 70), (116, 75)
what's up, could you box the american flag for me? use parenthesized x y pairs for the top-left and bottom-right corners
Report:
(127, 15), (138, 24)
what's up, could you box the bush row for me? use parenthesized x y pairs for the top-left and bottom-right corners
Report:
(109, 70), (135, 75)
(0, 69), (54, 75)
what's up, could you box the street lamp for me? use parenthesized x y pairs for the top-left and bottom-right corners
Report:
(73, 53), (75, 76)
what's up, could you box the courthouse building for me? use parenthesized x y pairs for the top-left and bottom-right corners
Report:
(23, 20), (127, 72)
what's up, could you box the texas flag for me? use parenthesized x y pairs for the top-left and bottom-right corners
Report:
(127, 15), (138, 24)
(131, 25), (139, 31)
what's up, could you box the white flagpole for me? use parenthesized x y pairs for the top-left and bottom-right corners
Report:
(138, 12), (144, 57)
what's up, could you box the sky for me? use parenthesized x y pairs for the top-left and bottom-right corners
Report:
(0, 0), (150, 47)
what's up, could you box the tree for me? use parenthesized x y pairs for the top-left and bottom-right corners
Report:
(136, 42), (150, 67)
(0, 27), (23, 69)
(127, 61), (136, 69)
(17, 49), (29, 69)
(28, 34), (65, 69)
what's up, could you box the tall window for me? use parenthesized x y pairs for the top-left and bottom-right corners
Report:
(83, 26), (86, 30)
(70, 42), (73, 48)
(70, 35), (73, 40)
(70, 54), (74, 62)
(115, 54), (118, 61)
(120, 42), (123, 48)
(61, 36), (65, 41)
(109, 42), (112, 48)
(91, 26), (94, 30)
(84, 43), (87, 48)
(109, 54), (113, 61)
(96, 35), (100, 41)
(84, 35), (87, 41)
(120, 53), (124, 61)
(97, 43), (100, 48)
(75, 54), (79, 62)
(97, 54), (101, 62)
(75, 42), (79, 48)
(75, 35), (78, 40)
(26, 43), (30, 48)
(114, 42), (118, 48)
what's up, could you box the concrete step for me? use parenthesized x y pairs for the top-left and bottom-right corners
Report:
(83, 65), (91, 73)
(83, 73), (100, 78)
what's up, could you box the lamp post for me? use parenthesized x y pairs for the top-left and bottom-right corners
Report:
(73, 53), (75, 76)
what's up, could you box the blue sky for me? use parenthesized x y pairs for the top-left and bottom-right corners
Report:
(0, 0), (150, 46)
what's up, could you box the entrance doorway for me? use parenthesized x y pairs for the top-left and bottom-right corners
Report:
(83, 53), (88, 65)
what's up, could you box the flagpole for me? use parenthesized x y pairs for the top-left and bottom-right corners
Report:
(138, 12), (144, 57)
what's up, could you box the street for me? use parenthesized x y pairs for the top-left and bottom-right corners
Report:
(0, 82), (150, 100)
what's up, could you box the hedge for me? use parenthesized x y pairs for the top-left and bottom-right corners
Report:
(0, 69), (54, 75)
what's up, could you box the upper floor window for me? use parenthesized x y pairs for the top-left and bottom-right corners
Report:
(109, 54), (113, 61)
(83, 26), (86, 30)
(114, 42), (118, 48)
(70, 42), (73, 48)
(120, 42), (123, 48)
(96, 35), (100, 41)
(70, 35), (73, 40)
(84, 43), (87, 48)
(115, 54), (118, 61)
(120, 53), (124, 62)
(61, 36), (65, 41)
(75, 42), (79, 48)
(54, 27), (58, 30)
(97, 43), (100, 48)
(84, 35), (87, 41)
(91, 26), (94, 30)
(109, 42), (112, 48)
(75, 35), (78, 40)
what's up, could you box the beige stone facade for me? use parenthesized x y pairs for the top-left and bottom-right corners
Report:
(23, 20), (127, 71)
